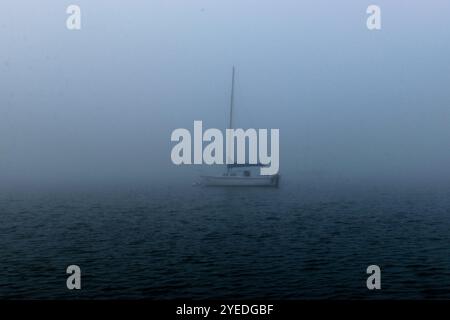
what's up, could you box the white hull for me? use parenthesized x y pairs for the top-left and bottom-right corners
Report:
(200, 175), (279, 187)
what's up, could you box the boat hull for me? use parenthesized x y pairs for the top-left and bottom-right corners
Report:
(200, 175), (279, 187)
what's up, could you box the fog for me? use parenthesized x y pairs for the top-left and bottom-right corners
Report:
(1, 0), (450, 191)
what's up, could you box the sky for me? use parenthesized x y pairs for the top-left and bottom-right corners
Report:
(1, 0), (450, 190)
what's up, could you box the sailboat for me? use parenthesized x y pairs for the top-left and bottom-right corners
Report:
(200, 67), (280, 187)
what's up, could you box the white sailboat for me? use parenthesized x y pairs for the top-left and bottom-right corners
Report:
(200, 67), (280, 187)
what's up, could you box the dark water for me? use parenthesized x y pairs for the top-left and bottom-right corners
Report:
(1, 182), (450, 299)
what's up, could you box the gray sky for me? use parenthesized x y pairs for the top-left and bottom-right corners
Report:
(1, 1), (450, 190)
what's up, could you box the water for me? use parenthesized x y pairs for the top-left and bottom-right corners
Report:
(1, 182), (450, 299)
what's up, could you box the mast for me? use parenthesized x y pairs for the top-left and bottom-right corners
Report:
(229, 66), (235, 130)
(226, 66), (235, 174)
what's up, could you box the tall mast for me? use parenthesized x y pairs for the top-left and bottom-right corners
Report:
(228, 66), (235, 129)
(226, 66), (235, 173)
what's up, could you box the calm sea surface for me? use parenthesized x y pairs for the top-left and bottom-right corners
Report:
(1, 182), (450, 299)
